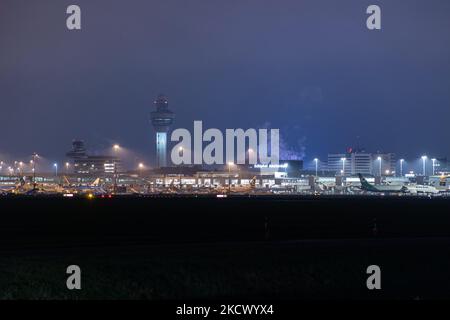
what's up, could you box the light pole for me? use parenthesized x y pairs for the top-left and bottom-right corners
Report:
(138, 163), (145, 190)
(377, 156), (382, 177)
(399, 159), (404, 177)
(30, 161), (35, 182)
(432, 158), (436, 176)
(228, 162), (234, 192)
(65, 162), (70, 174)
(113, 144), (120, 193)
(283, 162), (288, 177)
(340, 158), (346, 176)
(421, 155), (427, 176)
(314, 158), (319, 178)
(54, 163), (58, 177)
(31, 153), (38, 187)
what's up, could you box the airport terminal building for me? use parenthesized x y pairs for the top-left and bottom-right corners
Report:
(327, 149), (395, 176)
(66, 140), (121, 175)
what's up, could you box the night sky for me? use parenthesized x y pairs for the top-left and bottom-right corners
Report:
(1, 0), (449, 165)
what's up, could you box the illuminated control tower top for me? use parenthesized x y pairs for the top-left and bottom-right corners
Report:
(150, 94), (175, 168)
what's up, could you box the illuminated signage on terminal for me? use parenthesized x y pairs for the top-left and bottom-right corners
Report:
(254, 163), (288, 169)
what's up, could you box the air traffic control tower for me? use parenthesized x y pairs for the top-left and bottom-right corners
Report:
(151, 94), (175, 168)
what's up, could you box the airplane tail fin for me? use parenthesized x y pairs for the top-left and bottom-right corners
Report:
(90, 178), (100, 187)
(16, 177), (26, 187)
(358, 173), (372, 189)
(62, 176), (70, 186)
(250, 176), (256, 188)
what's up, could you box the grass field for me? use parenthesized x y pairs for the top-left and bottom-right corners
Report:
(1, 196), (449, 300)
(1, 239), (449, 300)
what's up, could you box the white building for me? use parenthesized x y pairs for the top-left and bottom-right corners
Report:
(328, 151), (395, 176)
(372, 153), (396, 176)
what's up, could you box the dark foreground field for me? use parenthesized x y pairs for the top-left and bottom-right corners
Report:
(0, 195), (449, 299)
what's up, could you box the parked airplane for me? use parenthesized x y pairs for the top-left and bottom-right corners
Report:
(215, 176), (259, 194)
(405, 184), (440, 195)
(357, 174), (407, 193)
(61, 176), (107, 195)
(0, 185), (16, 194)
